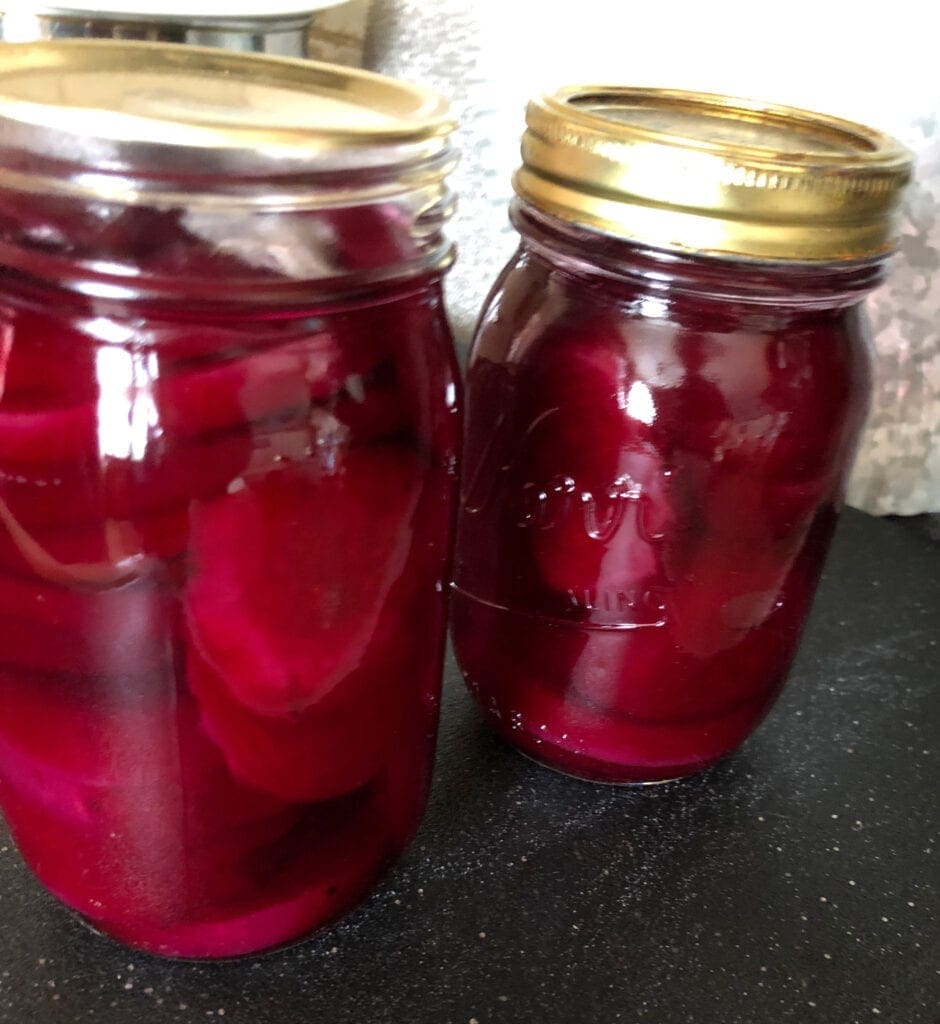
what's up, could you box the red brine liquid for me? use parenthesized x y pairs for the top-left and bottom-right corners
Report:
(452, 205), (874, 784)
(0, 203), (460, 956)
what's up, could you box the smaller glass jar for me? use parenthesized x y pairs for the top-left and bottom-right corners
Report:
(0, 40), (459, 957)
(452, 88), (912, 784)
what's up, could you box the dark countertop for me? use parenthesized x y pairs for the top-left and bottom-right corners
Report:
(0, 509), (937, 1024)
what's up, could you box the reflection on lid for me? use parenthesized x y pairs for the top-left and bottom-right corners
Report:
(572, 95), (873, 157)
(0, 40), (454, 153)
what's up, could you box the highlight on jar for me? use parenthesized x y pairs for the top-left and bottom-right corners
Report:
(451, 87), (913, 786)
(0, 41), (460, 958)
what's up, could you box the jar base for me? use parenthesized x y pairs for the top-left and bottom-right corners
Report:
(23, 827), (406, 960)
(67, 907), (328, 963)
(514, 744), (697, 787)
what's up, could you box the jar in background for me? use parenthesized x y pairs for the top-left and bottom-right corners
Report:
(0, 40), (459, 957)
(0, 1), (370, 63)
(452, 88), (911, 784)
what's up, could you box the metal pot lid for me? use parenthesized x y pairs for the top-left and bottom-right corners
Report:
(3, 1), (342, 20)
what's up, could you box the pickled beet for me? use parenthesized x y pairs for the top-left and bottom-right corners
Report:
(452, 204), (873, 783)
(0, 573), (176, 677)
(0, 273), (459, 956)
(185, 446), (422, 717)
(0, 506), (190, 584)
(0, 677), (395, 956)
(186, 649), (394, 803)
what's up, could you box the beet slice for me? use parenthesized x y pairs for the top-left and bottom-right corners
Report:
(0, 398), (98, 468)
(0, 426), (253, 528)
(324, 375), (412, 447)
(0, 344), (321, 471)
(320, 204), (416, 271)
(0, 306), (98, 402)
(453, 590), (765, 779)
(0, 298), (394, 469)
(80, 788), (391, 958)
(0, 505), (189, 585)
(521, 316), (640, 487)
(186, 445), (422, 717)
(0, 664), (176, 788)
(515, 319), (673, 600)
(154, 328), (390, 440)
(0, 679), (327, 933)
(0, 306), (99, 465)
(0, 344), (308, 470)
(505, 679), (769, 781)
(453, 589), (764, 777)
(186, 646), (399, 804)
(564, 611), (800, 725)
(358, 289), (461, 458)
(664, 532), (802, 660)
(760, 326), (862, 480)
(185, 541), (446, 807)
(647, 331), (733, 461)
(0, 380), (412, 532)
(516, 315), (675, 598)
(658, 461), (815, 659)
(0, 702), (394, 958)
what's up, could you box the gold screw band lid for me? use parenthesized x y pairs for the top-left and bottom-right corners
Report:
(514, 86), (913, 263)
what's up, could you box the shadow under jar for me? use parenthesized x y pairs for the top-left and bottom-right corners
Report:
(452, 88), (912, 785)
(0, 41), (460, 957)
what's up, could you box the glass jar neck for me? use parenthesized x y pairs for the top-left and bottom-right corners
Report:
(0, 174), (455, 306)
(0, 136), (456, 304)
(510, 199), (888, 311)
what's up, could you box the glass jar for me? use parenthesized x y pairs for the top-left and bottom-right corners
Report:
(0, 41), (459, 957)
(452, 88), (911, 785)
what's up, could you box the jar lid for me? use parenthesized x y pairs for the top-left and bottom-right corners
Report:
(0, 39), (454, 191)
(515, 86), (913, 263)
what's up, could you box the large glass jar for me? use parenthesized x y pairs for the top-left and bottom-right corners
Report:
(0, 41), (459, 957)
(452, 88), (911, 785)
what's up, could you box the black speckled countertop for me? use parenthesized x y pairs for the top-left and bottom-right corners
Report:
(0, 508), (937, 1024)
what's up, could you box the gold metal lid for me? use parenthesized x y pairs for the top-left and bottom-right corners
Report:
(0, 39), (455, 183)
(514, 87), (913, 263)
